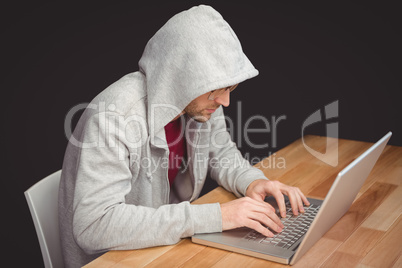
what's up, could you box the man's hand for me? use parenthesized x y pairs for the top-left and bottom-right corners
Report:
(246, 179), (310, 218)
(219, 179), (310, 237)
(220, 197), (284, 237)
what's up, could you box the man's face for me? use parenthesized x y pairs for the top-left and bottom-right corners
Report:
(184, 86), (232, 122)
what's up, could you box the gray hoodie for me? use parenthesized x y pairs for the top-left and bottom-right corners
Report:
(58, 5), (267, 267)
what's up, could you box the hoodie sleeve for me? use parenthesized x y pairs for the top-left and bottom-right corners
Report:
(72, 112), (222, 255)
(208, 108), (269, 197)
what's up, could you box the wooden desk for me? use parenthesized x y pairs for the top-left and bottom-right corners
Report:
(84, 136), (402, 267)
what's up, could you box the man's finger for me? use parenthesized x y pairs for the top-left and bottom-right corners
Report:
(249, 211), (283, 233)
(298, 188), (310, 206)
(243, 198), (284, 230)
(286, 189), (302, 215)
(246, 219), (274, 237)
(271, 192), (287, 218)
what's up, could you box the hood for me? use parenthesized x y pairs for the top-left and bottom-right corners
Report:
(138, 5), (258, 139)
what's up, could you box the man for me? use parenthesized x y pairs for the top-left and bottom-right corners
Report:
(59, 5), (309, 267)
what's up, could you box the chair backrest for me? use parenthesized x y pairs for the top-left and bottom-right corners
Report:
(25, 170), (64, 268)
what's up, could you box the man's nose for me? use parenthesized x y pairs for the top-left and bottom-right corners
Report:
(214, 90), (230, 107)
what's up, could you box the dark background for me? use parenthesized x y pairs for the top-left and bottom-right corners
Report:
(2, 1), (401, 267)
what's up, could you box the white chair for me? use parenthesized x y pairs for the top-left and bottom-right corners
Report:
(25, 170), (64, 268)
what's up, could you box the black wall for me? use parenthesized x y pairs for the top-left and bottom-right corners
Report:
(2, 1), (401, 267)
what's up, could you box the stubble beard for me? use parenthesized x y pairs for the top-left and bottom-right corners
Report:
(184, 102), (218, 123)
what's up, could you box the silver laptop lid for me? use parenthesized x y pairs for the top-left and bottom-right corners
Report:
(290, 131), (392, 264)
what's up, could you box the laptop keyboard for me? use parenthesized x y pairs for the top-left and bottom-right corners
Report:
(244, 201), (321, 249)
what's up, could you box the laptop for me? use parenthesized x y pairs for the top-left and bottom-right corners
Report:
(192, 132), (392, 265)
